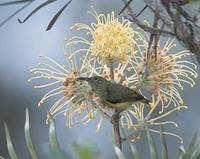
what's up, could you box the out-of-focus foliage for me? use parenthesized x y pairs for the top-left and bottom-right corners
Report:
(3, 109), (200, 159)
(74, 140), (101, 159)
(179, 132), (200, 159)
(113, 129), (200, 159)
(0, 0), (73, 30)
(3, 108), (101, 159)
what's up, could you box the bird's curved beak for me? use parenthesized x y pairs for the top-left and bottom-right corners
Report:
(76, 77), (90, 81)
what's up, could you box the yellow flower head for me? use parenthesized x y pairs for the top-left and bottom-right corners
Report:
(28, 53), (98, 128)
(69, 7), (137, 64)
(132, 38), (197, 111)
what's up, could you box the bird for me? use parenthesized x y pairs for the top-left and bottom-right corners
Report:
(76, 76), (149, 110)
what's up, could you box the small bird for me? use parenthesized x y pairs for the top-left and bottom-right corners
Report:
(77, 76), (149, 110)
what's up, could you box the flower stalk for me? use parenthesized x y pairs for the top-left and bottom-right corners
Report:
(112, 110), (122, 151)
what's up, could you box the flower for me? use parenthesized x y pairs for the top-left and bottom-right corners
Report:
(121, 97), (187, 143)
(131, 38), (197, 112)
(70, 49), (187, 142)
(68, 7), (138, 64)
(28, 53), (100, 128)
(82, 60), (151, 130)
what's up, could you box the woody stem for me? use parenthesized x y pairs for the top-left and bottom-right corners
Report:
(112, 110), (122, 151)
(109, 60), (114, 81)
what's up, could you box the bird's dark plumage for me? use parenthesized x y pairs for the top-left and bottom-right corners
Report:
(77, 76), (149, 109)
(105, 81), (147, 104)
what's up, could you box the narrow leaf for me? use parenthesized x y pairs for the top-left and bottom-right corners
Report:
(146, 128), (158, 159)
(0, 0), (32, 6)
(18, 0), (56, 23)
(129, 141), (140, 159)
(0, 2), (32, 27)
(187, 132), (198, 153)
(112, 142), (127, 159)
(49, 114), (67, 159)
(24, 108), (39, 159)
(4, 123), (19, 159)
(191, 145), (200, 159)
(160, 127), (169, 159)
(178, 145), (185, 159)
(49, 117), (59, 150)
(46, 0), (73, 31)
(183, 132), (198, 159)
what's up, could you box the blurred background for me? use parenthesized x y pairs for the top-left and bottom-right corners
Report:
(0, 0), (200, 158)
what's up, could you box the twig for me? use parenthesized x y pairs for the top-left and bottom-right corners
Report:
(111, 110), (122, 150)
(146, 5), (160, 65)
(152, 8), (160, 61)
(0, 1), (34, 27)
(119, 0), (133, 15)
(160, 0), (200, 56)
(136, 5), (148, 17)
(128, 14), (175, 37)
(144, 0), (173, 28)
(121, 0), (175, 37)
(109, 60), (115, 82)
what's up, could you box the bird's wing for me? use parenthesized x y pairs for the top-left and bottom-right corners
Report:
(105, 83), (146, 104)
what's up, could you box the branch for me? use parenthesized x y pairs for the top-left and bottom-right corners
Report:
(160, 0), (200, 56)
(119, 0), (133, 15)
(120, 0), (175, 39)
(127, 14), (175, 36)
(111, 111), (122, 150)
(136, 5), (148, 17)
(144, 0), (173, 28)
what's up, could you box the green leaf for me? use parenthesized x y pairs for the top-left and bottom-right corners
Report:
(74, 141), (100, 159)
(49, 117), (59, 150)
(49, 115), (67, 159)
(0, 0), (32, 6)
(128, 141), (140, 159)
(178, 145), (185, 159)
(0, 2), (32, 27)
(160, 127), (169, 159)
(146, 128), (158, 159)
(189, 0), (200, 3)
(112, 142), (127, 159)
(24, 108), (39, 159)
(18, 0), (56, 23)
(187, 132), (198, 153)
(4, 123), (19, 159)
(191, 145), (200, 159)
(183, 132), (198, 159)
(46, 0), (73, 31)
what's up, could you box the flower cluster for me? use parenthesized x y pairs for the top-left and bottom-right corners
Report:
(121, 97), (186, 143)
(29, 8), (198, 141)
(68, 7), (138, 64)
(28, 53), (99, 128)
(132, 38), (197, 112)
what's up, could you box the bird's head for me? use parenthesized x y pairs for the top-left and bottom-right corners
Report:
(76, 76), (107, 93)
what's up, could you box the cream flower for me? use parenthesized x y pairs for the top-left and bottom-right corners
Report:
(68, 7), (138, 64)
(28, 52), (100, 128)
(130, 38), (197, 112)
(121, 98), (187, 143)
